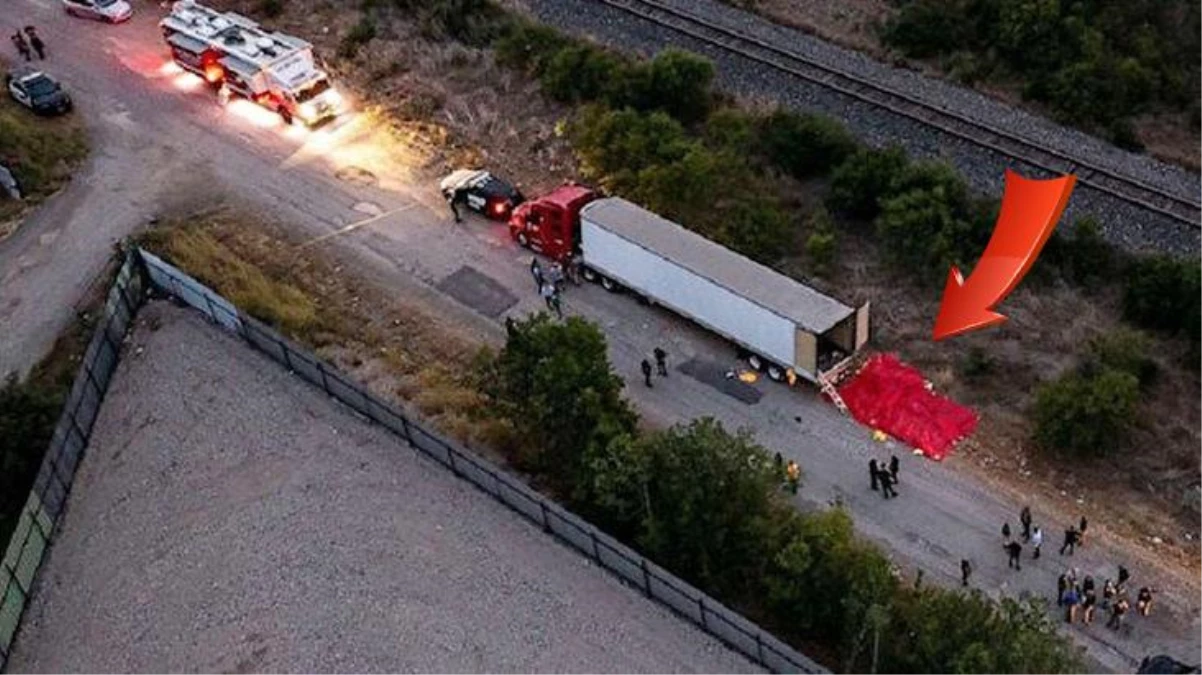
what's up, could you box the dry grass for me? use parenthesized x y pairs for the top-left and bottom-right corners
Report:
(723, 0), (894, 56)
(138, 210), (503, 448)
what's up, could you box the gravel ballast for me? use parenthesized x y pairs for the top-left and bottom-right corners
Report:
(517, 0), (1201, 254)
(7, 303), (757, 674)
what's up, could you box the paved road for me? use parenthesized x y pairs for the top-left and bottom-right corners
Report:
(0, 1), (1197, 670)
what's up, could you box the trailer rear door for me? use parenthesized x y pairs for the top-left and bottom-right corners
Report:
(855, 301), (871, 350)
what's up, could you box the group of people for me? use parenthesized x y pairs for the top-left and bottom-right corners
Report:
(529, 257), (576, 319)
(867, 455), (900, 498)
(1057, 564), (1155, 631)
(10, 25), (45, 61)
(773, 453), (801, 494)
(639, 347), (668, 387)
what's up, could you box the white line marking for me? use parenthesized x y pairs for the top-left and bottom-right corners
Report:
(299, 203), (419, 248)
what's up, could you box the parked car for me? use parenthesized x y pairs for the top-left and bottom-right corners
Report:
(62, 0), (133, 23)
(5, 67), (72, 115)
(440, 169), (524, 221)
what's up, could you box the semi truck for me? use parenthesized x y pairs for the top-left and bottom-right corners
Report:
(160, 0), (344, 126)
(509, 186), (870, 384)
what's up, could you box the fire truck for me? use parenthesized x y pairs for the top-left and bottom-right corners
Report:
(159, 0), (344, 125)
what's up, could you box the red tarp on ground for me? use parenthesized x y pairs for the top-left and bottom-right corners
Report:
(837, 353), (979, 461)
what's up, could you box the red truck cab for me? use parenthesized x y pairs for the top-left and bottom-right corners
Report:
(507, 184), (597, 261)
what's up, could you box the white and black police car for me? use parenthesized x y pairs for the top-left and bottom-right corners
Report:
(6, 67), (72, 116)
(440, 169), (525, 221)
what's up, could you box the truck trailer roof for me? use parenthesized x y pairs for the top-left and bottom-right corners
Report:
(581, 197), (855, 336)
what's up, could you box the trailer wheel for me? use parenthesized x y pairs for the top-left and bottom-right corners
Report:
(747, 354), (764, 371)
(766, 364), (786, 382)
(581, 266), (598, 283)
(600, 276), (620, 292)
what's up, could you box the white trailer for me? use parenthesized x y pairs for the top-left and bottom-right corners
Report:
(578, 197), (870, 384)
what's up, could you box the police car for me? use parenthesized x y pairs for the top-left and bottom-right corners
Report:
(440, 169), (524, 221)
(63, 0), (134, 23)
(5, 67), (72, 116)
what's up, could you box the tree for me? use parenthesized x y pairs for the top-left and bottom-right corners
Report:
(478, 314), (638, 487)
(626, 49), (715, 125)
(585, 418), (790, 598)
(805, 207), (838, 277)
(826, 146), (910, 221)
(0, 375), (62, 545)
(568, 106), (692, 191)
(1083, 328), (1158, 388)
(539, 44), (628, 105)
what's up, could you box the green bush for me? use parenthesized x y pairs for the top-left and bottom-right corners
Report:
(805, 208), (837, 277)
(637, 49), (715, 125)
(338, 15), (378, 58)
(386, 0), (507, 45)
(257, 0), (284, 18)
(1033, 367), (1140, 457)
(0, 375), (64, 546)
(1083, 328), (1158, 388)
(1051, 217), (1115, 289)
(493, 19), (572, 74)
(826, 146), (910, 221)
(958, 346), (996, 381)
(759, 108), (858, 178)
(477, 314), (638, 487)
(1123, 254), (1201, 336)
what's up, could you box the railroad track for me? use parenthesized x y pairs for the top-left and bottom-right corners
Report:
(597, 0), (1202, 230)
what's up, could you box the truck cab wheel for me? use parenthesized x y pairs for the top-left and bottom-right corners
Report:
(581, 266), (598, 283)
(516, 231), (529, 248)
(279, 108), (293, 125)
(600, 276), (621, 292)
(766, 364), (786, 382)
(747, 354), (764, 371)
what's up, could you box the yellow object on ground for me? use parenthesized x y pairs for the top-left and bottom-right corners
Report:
(738, 371), (759, 383)
(872, 429), (888, 442)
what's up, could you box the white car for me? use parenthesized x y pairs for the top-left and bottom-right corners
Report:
(62, 0), (133, 23)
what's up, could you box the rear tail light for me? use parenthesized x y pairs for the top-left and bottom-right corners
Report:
(493, 201), (509, 216)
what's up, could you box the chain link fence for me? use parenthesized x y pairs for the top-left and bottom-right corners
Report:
(0, 248), (825, 674)
(0, 251), (144, 671)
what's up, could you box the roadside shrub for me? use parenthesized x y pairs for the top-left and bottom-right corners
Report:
(1033, 367), (1140, 457)
(759, 108), (858, 178)
(1052, 217), (1115, 289)
(539, 44), (628, 105)
(1083, 328), (1158, 388)
(702, 107), (760, 157)
(568, 106), (693, 190)
(338, 15), (377, 58)
(0, 374), (63, 545)
(257, 0), (284, 18)
(826, 145), (910, 221)
(805, 207), (838, 276)
(718, 197), (795, 264)
(958, 346), (995, 381)
(633, 49), (715, 125)
(1122, 254), (1201, 336)
(493, 19), (572, 74)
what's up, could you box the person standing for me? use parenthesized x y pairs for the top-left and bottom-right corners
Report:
(774, 452), (783, 473)
(888, 455), (899, 484)
(549, 288), (563, 319)
(1030, 526), (1043, 559)
(960, 559), (972, 587)
(640, 359), (653, 388)
(1107, 595), (1129, 630)
(1005, 540), (1023, 570)
(1020, 506), (1033, 541)
(548, 262), (565, 292)
(868, 459), (880, 491)
(1136, 587), (1154, 616)
(785, 460), (801, 494)
(653, 347), (668, 376)
(530, 258), (543, 292)
(1078, 516), (1089, 547)
(1059, 526), (1079, 555)
(1117, 564), (1131, 591)
(1002, 521), (1012, 542)
(1056, 573), (1068, 607)
(540, 281), (556, 312)
(12, 32), (30, 61)
(1063, 584), (1080, 623)
(1102, 578), (1116, 610)
(25, 26), (44, 60)
(1082, 586), (1098, 624)
(878, 469), (897, 499)
(566, 252), (583, 285)
(447, 190), (463, 223)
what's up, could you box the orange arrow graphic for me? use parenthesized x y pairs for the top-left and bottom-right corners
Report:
(933, 170), (1077, 341)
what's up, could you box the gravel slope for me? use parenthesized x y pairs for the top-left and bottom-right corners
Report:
(7, 302), (757, 674)
(515, 0), (1201, 254)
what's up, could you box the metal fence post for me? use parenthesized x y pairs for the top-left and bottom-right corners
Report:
(539, 502), (550, 533)
(203, 293), (218, 324)
(447, 446), (458, 475)
(756, 634), (764, 666)
(276, 335), (293, 370)
(316, 361), (330, 394)
(641, 559), (652, 597)
(590, 530), (600, 561)
(398, 414), (412, 443)
(698, 597), (707, 628)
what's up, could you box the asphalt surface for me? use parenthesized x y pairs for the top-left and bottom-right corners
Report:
(7, 302), (756, 673)
(0, 0), (1198, 671)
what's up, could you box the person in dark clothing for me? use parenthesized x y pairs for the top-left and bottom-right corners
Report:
(1056, 573), (1068, 606)
(774, 452), (783, 472)
(869, 459), (880, 491)
(640, 359), (653, 388)
(878, 469), (897, 498)
(1002, 521), (1012, 542)
(1020, 506), (1032, 541)
(1005, 540), (1023, 570)
(1117, 565), (1130, 590)
(12, 32), (30, 61)
(888, 455), (899, 483)
(25, 26), (44, 60)
(1102, 579), (1116, 610)
(653, 347), (668, 376)
(1107, 595), (1129, 630)
(1060, 526), (1079, 555)
(1078, 515), (1089, 546)
(549, 289), (563, 319)
(530, 258), (543, 293)
(1082, 587), (1098, 624)
(1137, 587), (1154, 616)
(960, 559), (972, 587)
(1082, 576), (1095, 595)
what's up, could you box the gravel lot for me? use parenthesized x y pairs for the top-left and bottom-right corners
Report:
(7, 302), (756, 674)
(517, 0), (1201, 254)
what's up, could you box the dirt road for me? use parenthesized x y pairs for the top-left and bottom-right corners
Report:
(0, 1), (1197, 670)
